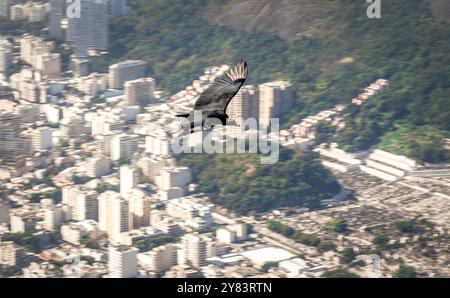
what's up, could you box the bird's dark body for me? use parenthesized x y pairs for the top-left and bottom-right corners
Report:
(176, 60), (248, 133)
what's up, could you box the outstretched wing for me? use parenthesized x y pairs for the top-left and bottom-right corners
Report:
(194, 60), (248, 114)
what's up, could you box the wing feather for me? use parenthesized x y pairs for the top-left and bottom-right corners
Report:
(194, 60), (248, 113)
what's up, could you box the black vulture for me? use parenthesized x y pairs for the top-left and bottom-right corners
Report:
(176, 60), (248, 133)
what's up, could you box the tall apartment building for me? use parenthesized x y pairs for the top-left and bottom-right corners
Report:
(31, 127), (53, 151)
(66, 0), (108, 57)
(0, 241), (25, 267)
(182, 234), (207, 269)
(124, 77), (155, 107)
(0, 200), (10, 224)
(20, 34), (54, 67)
(127, 190), (150, 228)
(11, 2), (49, 22)
(49, 0), (64, 39)
(119, 165), (140, 198)
(137, 154), (176, 182)
(44, 204), (63, 231)
(0, 112), (21, 161)
(17, 104), (41, 125)
(111, 133), (139, 162)
(108, 245), (138, 278)
(145, 130), (172, 156)
(60, 115), (86, 139)
(0, 39), (13, 74)
(226, 85), (259, 127)
(98, 191), (130, 241)
(85, 156), (111, 178)
(258, 81), (294, 129)
(138, 244), (177, 274)
(35, 53), (61, 78)
(157, 167), (191, 191)
(62, 186), (98, 221)
(108, 60), (146, 90)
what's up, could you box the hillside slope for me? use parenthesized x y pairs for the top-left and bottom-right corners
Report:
(106, 0), (449, 161)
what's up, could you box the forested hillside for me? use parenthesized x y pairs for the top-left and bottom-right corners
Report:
(178, 149), (341, 215)
(107, 0), (450, 162)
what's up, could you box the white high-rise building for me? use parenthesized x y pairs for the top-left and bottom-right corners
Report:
(85, 156), (111, 178)
(62, 186), (98, 221)
(66, 0), (109, 57)
(98, 191), (130, 241)
(119, 165), (140, 197)
(111, 134), (139, 162)
(226, 85), (259, 127)
(108, 245), (138, 278)
(138, 244), (177, 274)
(145, 130), (172, 156)
(17, 104), (41, 124)
(182, 234), (207, 268)
(0, 200), (10, 224)
(157, 167), (191, 191)
(0, 241), (25, 267)
(259, 81), (294, 129)
(137, 155), (176, 182)
(124, 77), (155, 107)
(36, 53), (61, 78)
(32, 127), (53, 151)
(108, 60), (146, 90)
(0, 39), (13, 74)
(44, 204), (63, 231)
(127, 190), (150, 228)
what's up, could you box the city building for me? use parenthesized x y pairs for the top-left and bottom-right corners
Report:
(0, 241), (25, 267)
(0, 200), (10, 224)
(98, 191), (130, 241)
(108, 245), (138, 278)
(111, 133), (139, 162)
(157, 167), (191, 191)
(127, 190), (150, 228)
(44, 204), (63, 231)
(0, 38), (13, 74)
(226, 85), (259, 127)
(85, 156), (111, 178)
(124, 77), (155, 107)
(182, 234), (207, 268)
(32, 127), (53, 151)
(137, 243), (177, 274)
(108, 60), (146, 90)
(60, 220), (100, 245)
(216, 227), (236, 244)
(66, 0), (109, 57)
(119, 165), (140, 198)
(62, 186), (98, 221)
(258, 81), (294, 129)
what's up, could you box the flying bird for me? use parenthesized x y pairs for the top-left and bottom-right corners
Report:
(176, 60), (248, 133)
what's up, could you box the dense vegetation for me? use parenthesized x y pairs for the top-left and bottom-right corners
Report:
(266, 220), (335, 252)
(105, 0), (449, 162)
(179, 149), (340, 214)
